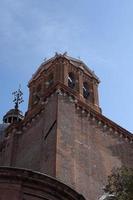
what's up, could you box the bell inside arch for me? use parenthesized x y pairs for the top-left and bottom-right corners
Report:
(83, 82), (90, 99)
(68, 72), (75, 89)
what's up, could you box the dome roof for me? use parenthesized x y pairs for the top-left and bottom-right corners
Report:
(4, 109), (23, 116)
(3, 108), (24, 124)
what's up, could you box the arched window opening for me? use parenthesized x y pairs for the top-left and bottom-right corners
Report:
(83, 82), (90, 99)
(68, 72), (75, 89)
(4, 118), (7, 123)
(13, 117), (17, 122)
(8, 117), (12, 123)
(48, 73), (54, 87)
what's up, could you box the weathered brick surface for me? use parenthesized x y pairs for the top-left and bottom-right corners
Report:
(0, 95), (57, 177)
(14, 95), (57, 176)
(0, 54), (133, 200)
(0, 93), (133, 200)
(0, 183), (21, 200)
(56, 95), (133, 200)
(0, 94), (133, 200)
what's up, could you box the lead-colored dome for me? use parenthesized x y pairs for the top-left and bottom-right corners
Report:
(3, 108), (23, 124)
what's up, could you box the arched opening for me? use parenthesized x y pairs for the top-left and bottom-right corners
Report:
(47, 73), (54, 87)
(83, 82), (90, 99)
(8, 117), (12, 123)
(13, 117), (17, 122)
(68, 72), (75, 89)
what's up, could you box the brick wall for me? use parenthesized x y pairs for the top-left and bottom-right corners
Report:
(56, 94), (133, 200)
(0, 93), (132, 200)
(1, 95), (57, 177)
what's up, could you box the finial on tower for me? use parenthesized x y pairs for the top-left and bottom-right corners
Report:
(55, 52), (59, 57)
(12, 85), (24, 110)
(3, 86), (24, 124)
(63, 52), (67, 56)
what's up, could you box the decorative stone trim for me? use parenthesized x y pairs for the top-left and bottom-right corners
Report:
(4, 83), (133, 144)
(56, 89), (63, 95)
(16, 131), (22, 135)
(73, 100), (133, 144)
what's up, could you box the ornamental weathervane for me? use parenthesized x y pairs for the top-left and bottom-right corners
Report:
(12, 85), (24, 110)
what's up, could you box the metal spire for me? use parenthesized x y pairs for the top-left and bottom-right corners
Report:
(12, 85), (24, 110)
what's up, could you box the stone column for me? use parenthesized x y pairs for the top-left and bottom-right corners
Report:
(78, 69), (83, 98)
(93, 81), (99, 107)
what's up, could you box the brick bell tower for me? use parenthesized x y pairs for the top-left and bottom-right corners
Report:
(27, 52), (100, 113)
(1, 53), (133, 200)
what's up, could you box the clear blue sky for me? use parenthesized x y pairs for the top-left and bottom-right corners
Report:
(0, 0), (133, 132)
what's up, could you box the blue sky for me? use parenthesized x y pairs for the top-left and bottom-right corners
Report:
(0, 0), (133, 132)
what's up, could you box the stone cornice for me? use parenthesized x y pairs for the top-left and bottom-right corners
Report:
(58, 85), (133, 142)
(0, 167), (85, 200)
(29, 55), (100, 86)
(5, 82), (133, 143)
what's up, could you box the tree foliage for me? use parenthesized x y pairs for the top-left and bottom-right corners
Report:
(104, 167), (133, 200)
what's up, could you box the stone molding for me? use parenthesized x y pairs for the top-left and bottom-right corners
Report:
(0, 167), (85, 200)
(4, 82), (133, 144)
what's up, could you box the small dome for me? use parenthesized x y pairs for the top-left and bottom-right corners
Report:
(3, 108), (24, 124)
(4, 109), (22, 116)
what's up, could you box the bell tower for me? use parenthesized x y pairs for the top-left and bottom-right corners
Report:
(27, 53), (101, 115)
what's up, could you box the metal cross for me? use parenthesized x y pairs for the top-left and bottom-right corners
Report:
(12, 85), (24, 109)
